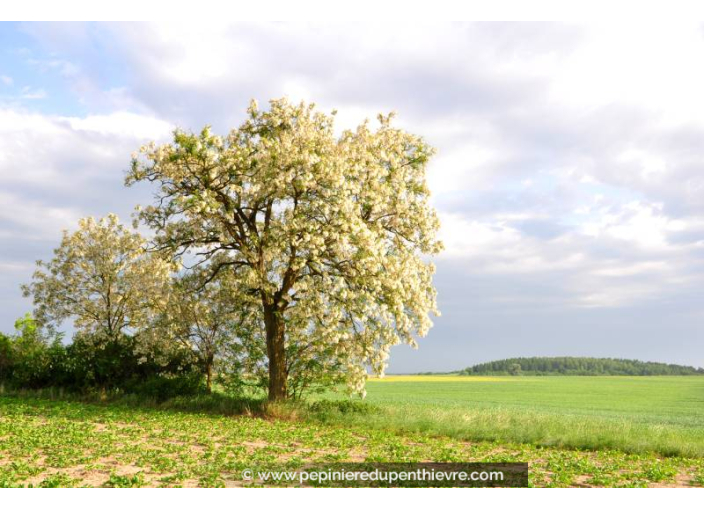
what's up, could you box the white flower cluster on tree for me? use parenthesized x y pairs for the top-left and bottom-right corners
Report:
(22, 214), (173, 344)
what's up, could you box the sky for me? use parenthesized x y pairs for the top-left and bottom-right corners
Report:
(1, 21), (704, 372)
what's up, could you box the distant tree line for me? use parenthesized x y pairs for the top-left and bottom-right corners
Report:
(459, 357), (704, 376)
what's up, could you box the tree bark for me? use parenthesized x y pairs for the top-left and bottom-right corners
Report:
(263, 303), (287, 401)
(205, 355), (213, 394)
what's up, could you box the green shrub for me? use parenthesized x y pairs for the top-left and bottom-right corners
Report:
(0, 333), (12, 382)
(5, 315), (55, 388)
(122, 372), (204, 401)
(0, 315), (204, 397)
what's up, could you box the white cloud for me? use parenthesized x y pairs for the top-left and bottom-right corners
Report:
(0, 107), (175, 260)
(27, 57), (80, 78)
(66, 111), (173, 139)
(20, 86), (46, 100)
(0, 191), (81, 240)
(581, 201), (686, 250)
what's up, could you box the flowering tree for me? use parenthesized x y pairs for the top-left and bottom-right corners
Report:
(22, 215), (172, 345)
(146, 268), (248, 393)
(126, 98), (442, 400)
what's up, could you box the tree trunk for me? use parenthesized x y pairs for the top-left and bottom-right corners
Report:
(263, 304), (287, 401)
(205, 356), (213, 394)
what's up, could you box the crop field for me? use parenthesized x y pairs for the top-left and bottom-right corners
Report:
(324, 375), (704, 458)
(0, 376), (703, 487)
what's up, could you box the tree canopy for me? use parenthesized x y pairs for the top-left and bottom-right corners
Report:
(22, 214), (172, 344)
(126, 98), (443, 400)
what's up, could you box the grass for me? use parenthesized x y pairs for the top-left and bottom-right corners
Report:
(311, 376), (704, 458)
(0, 375), (702, 487)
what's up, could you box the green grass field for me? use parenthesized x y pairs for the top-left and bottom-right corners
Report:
(321, 375), (704, 458)
(0, 375), (703, 487)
